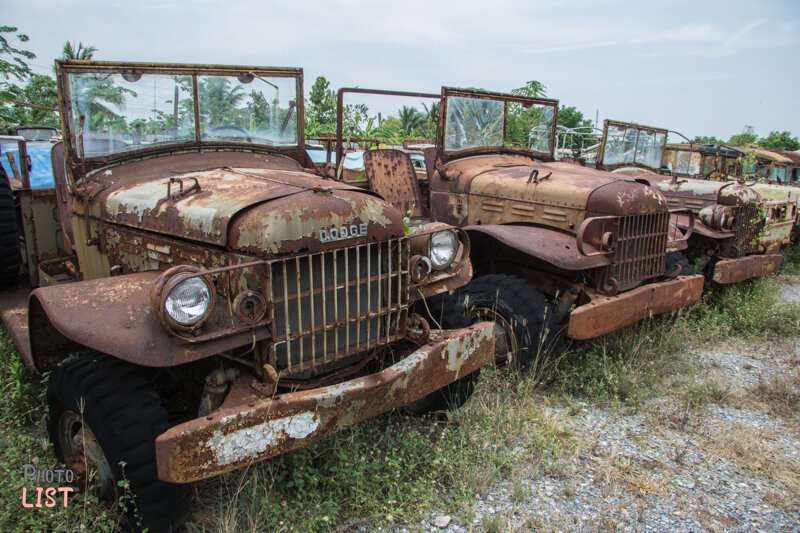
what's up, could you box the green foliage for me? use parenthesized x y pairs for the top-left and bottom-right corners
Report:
(0, 74), (58, 129)
(556, 273), (800, 405)
(557, 105), (596, 149)
(398, 105), (425, 135)
(692, 135), (725, 145)
(728, 125), (758, 147)
(61, 42), (97, 61)
(191, 368), (571, 531)
(689, 277), (800, 340)
(0, 26), (34, 87)
(511, 80), (547, 98)
(305, 76), (336, 136)
(0, 327), (120, 531)
(758, 130), (800, 152)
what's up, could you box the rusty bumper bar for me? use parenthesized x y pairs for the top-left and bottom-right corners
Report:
(712, 254), (783, 285)
(567, 275), (705, 340)
(155, 322), (496, 483)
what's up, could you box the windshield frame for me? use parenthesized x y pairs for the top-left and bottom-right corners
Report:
(598, 119), (669, 172)
(56, 60), (305, 170)
(437, 87), (559, 163)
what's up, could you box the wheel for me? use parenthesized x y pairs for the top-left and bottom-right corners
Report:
(459, 274), (563, 372)
(405, 293), (479, 415)
(0, 169), (20, 286)
(47, 355), (190, 532)
(665, 251), (695, 276)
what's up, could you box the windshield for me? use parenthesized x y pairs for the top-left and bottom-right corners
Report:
(16, 128), (58, 142)
(62, 66), (301, 159)
(442, 91), (557, 156)
(602, 123), (667, 170)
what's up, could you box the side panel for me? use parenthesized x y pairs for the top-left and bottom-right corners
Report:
(18, 188), (64, 286)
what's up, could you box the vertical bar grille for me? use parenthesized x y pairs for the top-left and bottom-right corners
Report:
(731, 204), (762, 257)
(602, 212), (669, 289)
(269, 238), (409, 376)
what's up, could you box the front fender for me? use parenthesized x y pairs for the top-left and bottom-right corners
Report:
(466, 224), (611, 271)
(28, 271), (267, 374)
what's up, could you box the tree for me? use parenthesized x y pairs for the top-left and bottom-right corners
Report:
(511, 80), (547, 98)
(342, 103), (370, 136)
(758, 130), (799, 152)
(306, 76), (336, 136)
(1, 74), (58, 128)
(197, 76), (244, 126)
(398, 106), (425, 135)
(556, 105), (595, 150)
(728, 125), (757, 147)
(0, 26), (34, 88)
(692, 135), (725, 145)
(62, 41), (98, 60)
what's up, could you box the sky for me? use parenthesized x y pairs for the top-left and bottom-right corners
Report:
(7, 0), (800, 141)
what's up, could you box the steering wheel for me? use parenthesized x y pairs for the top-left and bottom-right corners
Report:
(209, 125), (252, 142)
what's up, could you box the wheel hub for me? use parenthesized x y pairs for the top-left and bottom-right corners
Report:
(58, 411), (116, 499)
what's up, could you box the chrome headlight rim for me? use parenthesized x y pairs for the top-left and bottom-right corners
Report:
(429, 229), (459, 270)
(153, 266), (215, 332)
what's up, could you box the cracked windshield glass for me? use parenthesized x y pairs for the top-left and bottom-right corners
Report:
(603, 124), (667, 169)
(444, 95), (555, 154)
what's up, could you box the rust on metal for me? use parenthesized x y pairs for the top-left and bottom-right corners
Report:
(363, 149), (428, 218)
(155, 321), (496, 483)
(567, 274), (704, 340)
(712, 254), (783, 285)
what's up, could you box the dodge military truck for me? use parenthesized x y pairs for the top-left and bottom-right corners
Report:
(596, 120), (788, 283)
(663, 141), (800, 244)
(0, 61), (495, 531)
(333, 87), (704, 369)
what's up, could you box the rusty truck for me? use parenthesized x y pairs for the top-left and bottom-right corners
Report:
(332, 87), (704, 369)
(663, 141), (800, 243)
(598, 120), (796, 278)
(596, 120), (789, 282)
(0, 61), (496, 530)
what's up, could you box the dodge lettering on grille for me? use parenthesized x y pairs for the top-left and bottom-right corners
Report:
(319, 223), (368, 243)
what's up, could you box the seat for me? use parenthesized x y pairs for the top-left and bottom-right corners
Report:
(363, 149), (427, 217)
(50, 142), (74, 255)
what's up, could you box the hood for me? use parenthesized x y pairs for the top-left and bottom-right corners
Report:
(445, 154), (666, 215)
(748, 182), (800, 205)
(93, 161), (403, 252)
(642, 175), (760, 210)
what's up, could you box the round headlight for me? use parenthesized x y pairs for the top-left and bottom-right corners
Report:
(165, 276), (212, 326)
(430, 230), (458, 270)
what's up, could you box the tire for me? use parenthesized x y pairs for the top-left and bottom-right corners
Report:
(458, 274), (563, 372)
(665, 251), (695, 276)
(47, 355), (190, 532)
(405, 293), (479, 414)
(0, 169), (19, 286)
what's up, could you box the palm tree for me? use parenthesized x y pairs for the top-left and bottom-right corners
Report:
(398, 106), (425, 135)
(62, 41), (98, 60)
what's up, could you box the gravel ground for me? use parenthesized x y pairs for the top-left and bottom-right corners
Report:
(412, 287), (800, 532)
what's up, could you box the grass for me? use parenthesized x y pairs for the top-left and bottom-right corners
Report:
(1, 248), (799, 530)
(188, 367), (574, 531)
(553, 273), (800, 406)
(0, 328), (120, 532)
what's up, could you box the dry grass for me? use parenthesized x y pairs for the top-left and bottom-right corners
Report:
(747, 373), (800, 419)
(703, 422), (800, 498)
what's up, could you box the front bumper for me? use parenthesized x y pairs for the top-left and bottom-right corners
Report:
(155, 322), (496, 483)
(712, 254), (783, 285)
(567, 275), (705, 340)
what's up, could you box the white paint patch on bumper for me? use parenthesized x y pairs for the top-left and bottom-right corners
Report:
(206, 411), (320, 466)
